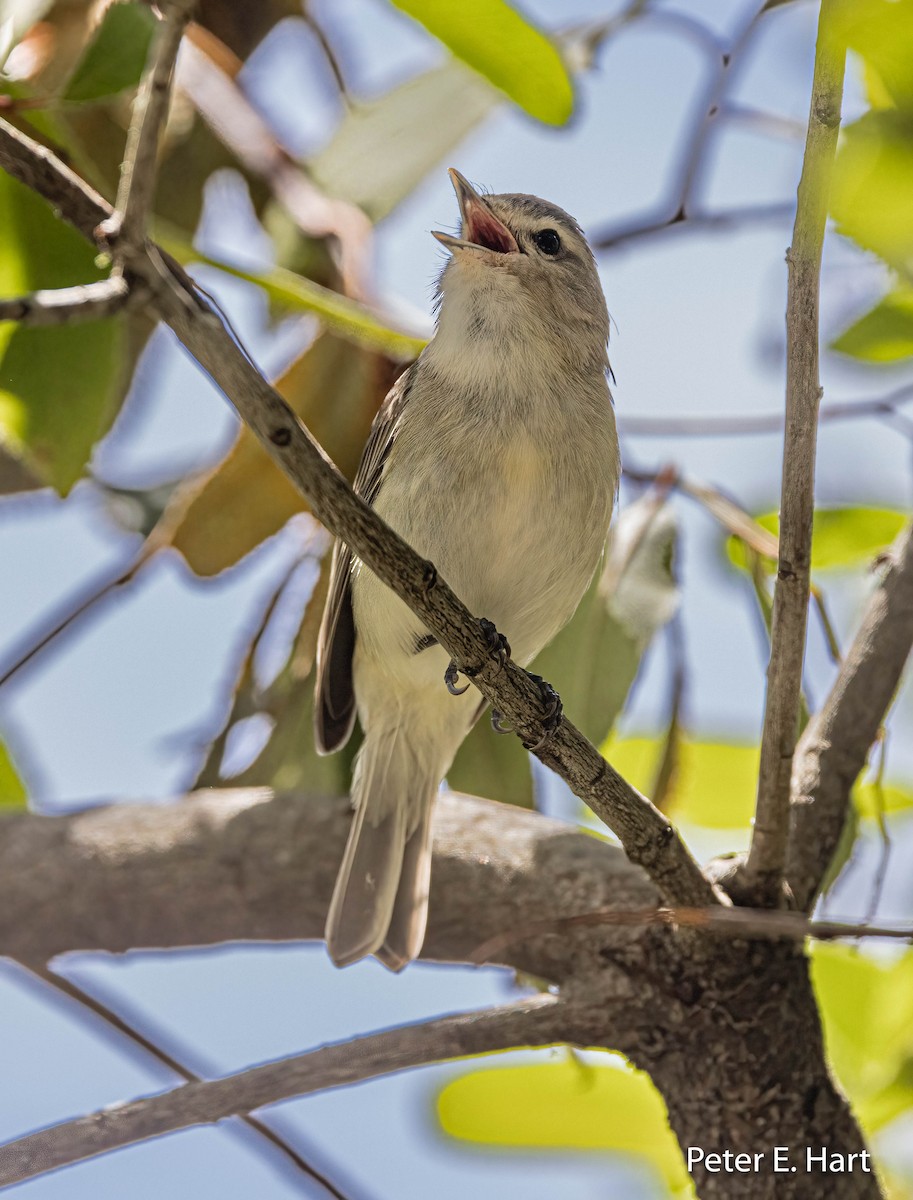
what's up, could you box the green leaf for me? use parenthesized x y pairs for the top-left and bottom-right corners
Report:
(159, 233), (426, 361)
(0, 172), (126, 494)
(606, 735), (759, 830)
(437, 1055), (693, 1195)
(0, 741), (27, 808)
(831, 286), (913, 362)
(835, 0), (913, 115)
(311, 60), (500, 223)
(812, 945), (913, 1133)
(389, 0), (573, 126)
(832, 110), (913, 269)
(727, 507), (906, 573)
(63, 2), (157, 104)
(854, 780), (913, 819)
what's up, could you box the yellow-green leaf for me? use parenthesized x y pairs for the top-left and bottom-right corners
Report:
(0, 741), (27, 808)
(389, 0), (573, 126)
(835, 0), (913, 115)
(0, 172), (125, 494)
(728, 507), (907, 573)
(437, 1056), (693, 1196)
(831, 287), (913, 362)
(605, 735), (759, 830)
(832, 111), (913, 269)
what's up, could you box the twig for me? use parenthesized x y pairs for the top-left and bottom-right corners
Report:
(470, 904), (913, 965)
(619, 383), (913, 437)
(746, 1), (846, 904)
(787, 522), (913, 909)
(26, 965), (357, 1200)
(98, 1), (192, 259)
(0, 996), (563, 1187)
(0, 277), (130, 325)
(0, 117), (719, 912)
(593, 201), (793, 251)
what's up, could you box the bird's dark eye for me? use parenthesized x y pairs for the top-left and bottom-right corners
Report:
(533, 228), (561, 256)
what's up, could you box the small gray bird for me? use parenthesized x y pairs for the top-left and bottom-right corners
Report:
(315, 169), (620, 970)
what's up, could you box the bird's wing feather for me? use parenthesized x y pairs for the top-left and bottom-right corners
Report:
(314, 365), (416, 753)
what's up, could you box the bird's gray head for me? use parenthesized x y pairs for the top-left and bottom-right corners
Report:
(431, 168), (610, 379)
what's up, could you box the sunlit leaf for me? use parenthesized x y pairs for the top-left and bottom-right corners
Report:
(0, 741), (27, 808)
(0, 172), (125, 494)
(727, 507), (906, 573)
(437, 1056), (692, 1196)
(835, 0), (913, 115)
(831, 287), (913, 362)
(165, 331), (400, 576)
(813, 945), (913, 1132)
(312, 60), (499, 223)
(606, 735), (759, 830)
(854, 780), (913, 819)
(389, 0), (573, 126)
(832, 111), (913, 269)
(62, 1), (156, 103)
(160, 234), (426, 360)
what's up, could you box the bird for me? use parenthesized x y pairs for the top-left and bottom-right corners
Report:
(314, 168), (620, 971)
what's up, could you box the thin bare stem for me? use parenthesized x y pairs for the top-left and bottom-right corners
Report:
(746, 1), (846, 903)
(98, 1), (192, 258)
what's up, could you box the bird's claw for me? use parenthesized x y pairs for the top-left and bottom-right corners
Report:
(445, 660), (470, 696)
(522, 673), (563, 752)
(479, 617), (511, 668)
(491, 709), (512, 734)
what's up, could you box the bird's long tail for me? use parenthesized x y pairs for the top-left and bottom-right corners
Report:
(325, 722), (439, 970)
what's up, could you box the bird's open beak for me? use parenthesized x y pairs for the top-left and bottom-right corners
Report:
(432, 168), (519, 256)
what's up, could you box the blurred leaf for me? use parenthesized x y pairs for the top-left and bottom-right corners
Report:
(607, 736), (759, 831)
(0, 172), (126, 494)
(832, 110), (913, 269)
(813, 945), (913, 1133)
(831, 286), (913, 362)
(437, 1056), (692, 1195)
(0, 741), (27, 808)
(312, 59), (499, 222)
(728, 507), (906, 573)
(62, 1), (156, 103)
(854, 780), (913, 819)
(165, 331), (400, 576)
(390, 0), (573, 126)
(835, 0), (913, 115)
(161, 234), (426, 360)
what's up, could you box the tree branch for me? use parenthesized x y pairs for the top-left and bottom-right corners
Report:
(0, 790), (658, 979)
(0, 277), (130, 325)
(788, 521), (913, 910)
(746, 1), (846, 903)
(0, 995), (563, 1188)
(0, 114), (718, 911)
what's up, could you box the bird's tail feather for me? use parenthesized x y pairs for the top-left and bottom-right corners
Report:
(325, 723), (437, 969)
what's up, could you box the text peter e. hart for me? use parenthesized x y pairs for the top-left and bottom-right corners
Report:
(687, 1146), (872, 1174)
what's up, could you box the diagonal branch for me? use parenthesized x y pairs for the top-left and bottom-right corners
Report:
(0, 115), (718, 911)
(745, 0), (846, 903)
(787, 522), (913, 910)
(0, 277), (130, 325)
(0, 995), (564, 1188)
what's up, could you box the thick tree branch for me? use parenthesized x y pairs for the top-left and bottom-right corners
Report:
(0, 790), (658, 980)
(0, 114), (718, 911)
(788, 522), (913, 910)
(747, 1), (846, 902)
(0, 995), (564, 1188)
(0, 277), (130, 325)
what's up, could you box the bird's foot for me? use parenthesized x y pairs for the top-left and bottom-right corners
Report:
(444, 617), (511, 697)
(491, 709), (512, 734)
(522, 673), (563, 752)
